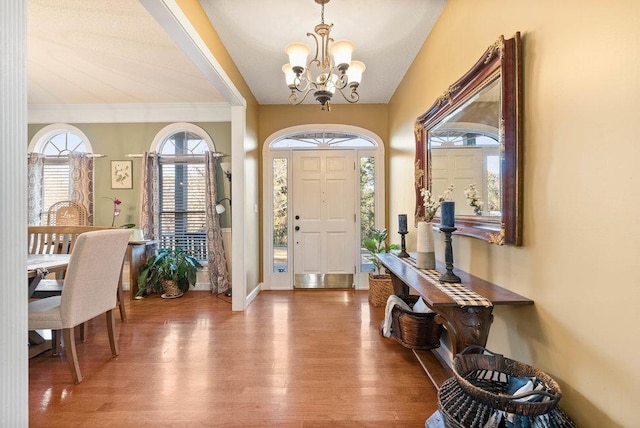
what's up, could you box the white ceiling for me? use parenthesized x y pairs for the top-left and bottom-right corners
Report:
(27, 0), (224, 106)
(200, 0), (446, 105)
(27, 0), (446, 108)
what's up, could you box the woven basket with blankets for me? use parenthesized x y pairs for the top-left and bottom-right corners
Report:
(435, 346), (577, 428)
(381, 294), (443, 350)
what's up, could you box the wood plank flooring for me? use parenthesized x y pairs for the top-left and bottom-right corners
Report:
(29, 290), (439, 427)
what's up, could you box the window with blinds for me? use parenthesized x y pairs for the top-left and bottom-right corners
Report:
(42, 161), (72, 212)
(157, 130), (210, 262)
(39, 132), (89, 216)
(158, 160), (207, 260)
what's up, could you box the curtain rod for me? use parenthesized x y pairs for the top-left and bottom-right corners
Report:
(126, 152), (227, 158)
(28, 153), (106, 158)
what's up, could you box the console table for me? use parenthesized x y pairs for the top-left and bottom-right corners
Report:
(377, 253), (533, 386)
(127, 240), (156, 299)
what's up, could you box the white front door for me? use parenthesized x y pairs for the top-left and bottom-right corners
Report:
(432, 147), (499, 215)
(292, 150), (355, 288)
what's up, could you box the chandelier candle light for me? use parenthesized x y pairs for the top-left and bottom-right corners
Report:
(282, 0), (366, 111)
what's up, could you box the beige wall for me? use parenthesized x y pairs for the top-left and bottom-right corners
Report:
(28, 122), (231, 227)
(258, 104), (389, 143)
(176, 0), (261, 296)
(389, 1), (640, 426)
(175, 0), (256, 105)
(244, 106), (260, 294)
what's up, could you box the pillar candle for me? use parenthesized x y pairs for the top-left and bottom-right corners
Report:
(398, 214), (408, 233)
(440, 201), (455, 227)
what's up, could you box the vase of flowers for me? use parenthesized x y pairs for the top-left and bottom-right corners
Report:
(464, 184), (483, 215)
(417, 185), (454, 269)
(103, 197), (122, 227)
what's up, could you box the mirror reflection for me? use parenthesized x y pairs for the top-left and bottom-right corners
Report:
(415, 33), (522, 245)
(430, 77), (501, 218)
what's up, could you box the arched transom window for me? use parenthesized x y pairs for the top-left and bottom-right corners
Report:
(272, 131), (376, 149)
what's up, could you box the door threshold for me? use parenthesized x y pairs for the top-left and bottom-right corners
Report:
(294, 273), (354, 289)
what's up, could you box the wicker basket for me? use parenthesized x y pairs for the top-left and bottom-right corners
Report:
(390, 295), (442, 350)
(438, 377), (576, 428)
(161, 279), (182, 298)
(368, 273), (393, 307)
(452, 346), (562, 416)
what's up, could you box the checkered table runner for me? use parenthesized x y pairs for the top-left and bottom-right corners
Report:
(399, 257), (492, 307)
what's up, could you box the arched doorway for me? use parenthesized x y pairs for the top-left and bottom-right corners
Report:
(262, 124), (386, 290)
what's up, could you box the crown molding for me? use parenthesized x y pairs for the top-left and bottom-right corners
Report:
(27, 102), (231, 124)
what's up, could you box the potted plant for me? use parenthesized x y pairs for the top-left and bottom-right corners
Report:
(362, 228), (399, 307)
(136, 247), (202, 299)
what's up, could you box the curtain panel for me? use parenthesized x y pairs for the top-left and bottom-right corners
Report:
(139, 152), (158, 241)
(69, 153), (94, 225)
(27, 153), (44, 226)
(205, 152), (230, 294)
(27, 153), (94, 225)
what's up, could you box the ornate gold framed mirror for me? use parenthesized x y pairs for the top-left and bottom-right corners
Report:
(414, 33), (522, 245)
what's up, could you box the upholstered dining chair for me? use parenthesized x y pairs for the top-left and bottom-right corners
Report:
(28, 229), (131, 384)
(27, 225), (128, 323)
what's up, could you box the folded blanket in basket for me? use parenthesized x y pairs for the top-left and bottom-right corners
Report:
(412, 296), (434, 314)
(382, 295), (411, 338)
(482, 374), (552, 428)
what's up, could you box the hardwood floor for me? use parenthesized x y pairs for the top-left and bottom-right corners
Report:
(29, 290), (439, 427)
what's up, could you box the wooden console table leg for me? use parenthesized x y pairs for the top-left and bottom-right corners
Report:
(433, 306), (494, 356)
(389, 272), (409, 297)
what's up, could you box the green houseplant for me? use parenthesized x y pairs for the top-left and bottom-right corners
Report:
(363, 228), (399, 307)
(136, 247), (202, 299)
(362, 228), (399, 276)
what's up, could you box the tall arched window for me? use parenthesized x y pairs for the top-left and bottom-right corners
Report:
(28, 124), (94, 225)
(151, 124), (216, 262)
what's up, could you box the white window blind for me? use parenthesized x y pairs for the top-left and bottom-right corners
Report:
(158, 159), (208, 261)
(37, 131), (90, 218)
(42, 161), (72, 214)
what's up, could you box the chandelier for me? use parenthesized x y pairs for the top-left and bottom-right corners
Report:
(282, 0), (365, 111)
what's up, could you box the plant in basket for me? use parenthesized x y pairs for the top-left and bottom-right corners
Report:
(362, 228), (399, 276)
(136, 247), (202, 299)
(362, 229), (399, 307)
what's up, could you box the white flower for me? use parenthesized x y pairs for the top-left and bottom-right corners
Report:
(420, 184), (454, 222)
(442, 184), (455, 202)
(464, 184), (483, 215)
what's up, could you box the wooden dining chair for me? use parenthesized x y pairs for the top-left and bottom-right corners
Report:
(28, 229), (131, 384)
(47, 200), (88, 226)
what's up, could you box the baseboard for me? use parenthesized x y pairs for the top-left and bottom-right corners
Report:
(246, 283), (261, 305)
(192, 282), (212, 291)
(433, 338), (453, 369)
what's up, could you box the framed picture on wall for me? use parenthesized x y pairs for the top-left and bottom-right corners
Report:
(111, 160), (133, 189)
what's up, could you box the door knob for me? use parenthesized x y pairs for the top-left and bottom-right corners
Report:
(295, 215), (300, 220)
(295, 226), (300, 231)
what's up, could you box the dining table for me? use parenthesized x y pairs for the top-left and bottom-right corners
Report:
(27, 253), (70, 358)
(27, 253), (70, 298)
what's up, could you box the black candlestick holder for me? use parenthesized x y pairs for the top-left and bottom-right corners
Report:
(398, 231), (409, 258)
(439, 226), (461, 283)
